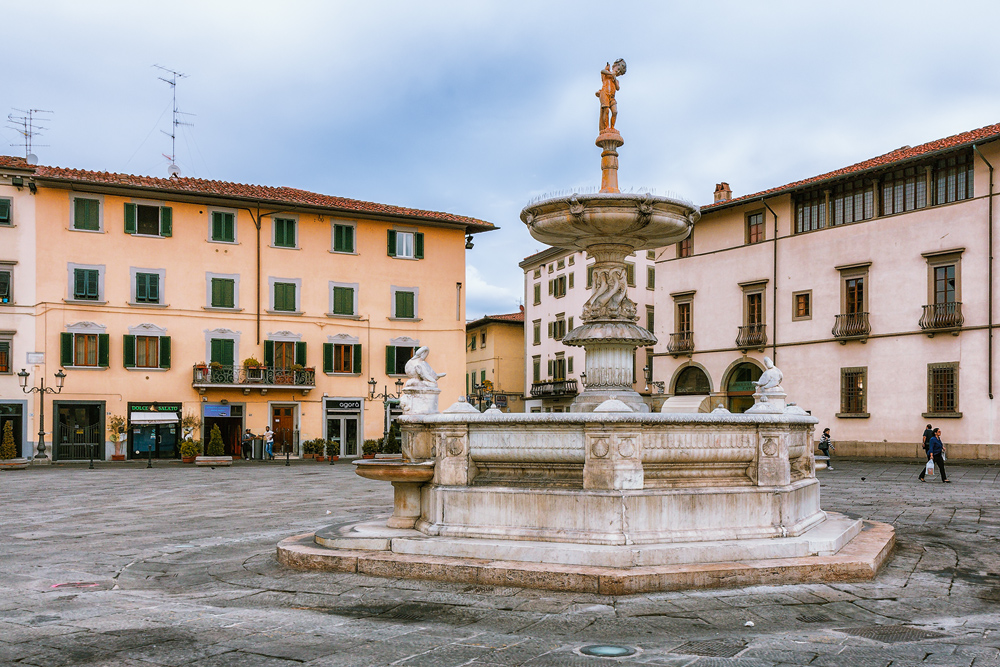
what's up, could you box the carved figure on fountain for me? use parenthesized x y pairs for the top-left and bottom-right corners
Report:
(597, 59), (626, 135)
(582, 266), (637, 322)
(401, 346), (445, 415)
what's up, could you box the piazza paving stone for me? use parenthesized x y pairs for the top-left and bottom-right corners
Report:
(0, 459), (997, 666)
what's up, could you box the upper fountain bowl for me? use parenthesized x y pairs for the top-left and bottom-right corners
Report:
(521, 192), (700, 252)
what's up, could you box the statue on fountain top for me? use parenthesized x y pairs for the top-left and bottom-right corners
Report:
(746, 357), (788, 414)
(597, 59), (626, 134)
(753, 357), (783, 392)
(404, 346), (446, 390)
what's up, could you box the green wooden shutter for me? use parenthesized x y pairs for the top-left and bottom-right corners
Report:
(295, 341), (306, 366)
(414, 232), (424, 259)
(387, 230), (397, 257)
(87, 270), (99, 299)
(160, 207), (172, 236)
(385, 345), (395, 374)
(61, 332), (74, 366)
(122, 334), (136, 368)
(344, 226), (354, 253)
(323, 343), (333, 374)
(98, 333), (110, 368)
(148, 273), (159, 302)
(210, 338), (221, 364)
(395, 291), (414, 319)
(352, 344), (362, 373)
(135, 274), (146, 302)
(159, 336), (171, 369)
(73, 269), (85, 299)
(222, 339), (234, 365)
(124, 203), (137, 234)
(264, 340), (274, 367)
(548, 360), (553, 376)
(0, 199), (10, 223)
(568, 357), (574, 374)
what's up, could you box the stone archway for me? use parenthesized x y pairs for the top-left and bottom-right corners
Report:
(722, 359), (764, 414)
(671, 365), (712, 396)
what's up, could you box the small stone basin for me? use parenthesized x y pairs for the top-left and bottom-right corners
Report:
(354, 459), (434, 483)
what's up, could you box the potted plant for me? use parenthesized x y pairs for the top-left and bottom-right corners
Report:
(243, 356), (263, 382)
(362, 438), (379, 459)
(107, 413), (127, 461)
(0, 420), (28, 470)
(302, 438), (316, 459)
(196, 423), (233, 466)
(194, 362), (209, 382)
(311, 438), (326, 461)
(180, 439), (202, 463)
(326, 439), (339, 462)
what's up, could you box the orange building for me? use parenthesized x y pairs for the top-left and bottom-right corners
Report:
(465, 309), (526, 412)
(0, 156), (494, 461)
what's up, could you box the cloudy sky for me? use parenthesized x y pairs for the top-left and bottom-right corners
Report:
(6, 1), (1000, 318)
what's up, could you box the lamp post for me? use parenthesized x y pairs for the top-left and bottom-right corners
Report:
(17, 368), (66, 462)
(368, 377), (404, 447)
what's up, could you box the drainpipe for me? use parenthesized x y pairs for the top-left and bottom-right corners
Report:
(761, 199), (779, 364)
(973, 144), (994, 399)
(256, 202), (262, 345)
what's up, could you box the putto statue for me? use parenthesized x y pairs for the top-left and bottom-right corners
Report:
(597, 59), (627, 133)
(404, 346), (446, 390)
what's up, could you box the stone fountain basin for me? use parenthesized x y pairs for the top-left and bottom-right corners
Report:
(521, 192), (700, 251)
(354, 459), (434, 483)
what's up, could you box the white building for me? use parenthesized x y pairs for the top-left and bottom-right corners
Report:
(653, 122), (1000, 460)
(520, 247), (659, 411)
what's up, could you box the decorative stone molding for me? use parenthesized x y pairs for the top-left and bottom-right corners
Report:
(66, 321), (106, 334)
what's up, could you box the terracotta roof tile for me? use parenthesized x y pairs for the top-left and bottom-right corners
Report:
(466, 311), (525, 329)
(702, 121), (1000, 211)
(1, 157), (495, 232)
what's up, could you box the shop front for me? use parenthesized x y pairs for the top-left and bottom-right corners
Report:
(128, 402), (181, 460)
(203, 402), (244, 458)
(54, 401), (105, 461)
(325, 398), (362, 457)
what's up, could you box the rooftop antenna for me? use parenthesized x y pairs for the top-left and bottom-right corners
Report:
(6, 108), (52, 163)
(153, 64), (193, 177)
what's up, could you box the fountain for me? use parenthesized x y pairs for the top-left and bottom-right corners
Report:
(278, 61), (894, 593)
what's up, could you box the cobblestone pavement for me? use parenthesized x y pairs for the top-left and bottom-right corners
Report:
(1, 459), (998, 667)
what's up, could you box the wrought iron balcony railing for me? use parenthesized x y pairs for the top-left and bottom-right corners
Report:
(736, 323), (767, 350)
(530, 379), (579, 398)
(832, 312), (871, 340)
(919, 302), (964, 333)
(667, 331), (694, 356)
(192, 364), (316, 393)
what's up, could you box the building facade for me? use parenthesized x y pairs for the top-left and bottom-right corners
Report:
(653, 122), (1000, 459)
(465, 309), (525, 412)
(0, 156), (493, 460)
(520, 247), (659, 411)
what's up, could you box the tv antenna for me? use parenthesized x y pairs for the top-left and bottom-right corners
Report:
(153, 64), (194, 176)
(7, 108), (52, 163)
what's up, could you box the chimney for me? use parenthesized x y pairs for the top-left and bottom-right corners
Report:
(714, 182), (732, 203)
(519, 305), (524, 312)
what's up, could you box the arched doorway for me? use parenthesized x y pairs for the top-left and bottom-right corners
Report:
(726, 362), (762, 413)
(674, 366), (711, 395)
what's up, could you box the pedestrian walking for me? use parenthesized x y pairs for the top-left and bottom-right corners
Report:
(922, 423), (934, 461)
(241, 428), (254, 460)
(818, 427), (834, 470)
(919, 427), (950, 483)
(264, 426), (274, 460)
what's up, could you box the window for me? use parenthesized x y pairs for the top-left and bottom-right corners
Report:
(647, 250), (655, 260)
(746, 292), (763, 325)
(210, 277), (236, 309)
(738, 281), (767, 349)
(72, 197), (101, 231)
(934, 265), (956, 305)
(647, 266), (655, 290)
(533, 283), (541, 305)
(552, 275), (567, 298)
(333, 223), (355, 253)
(71, 266), (102, 301)
(265, 339), (305, 370)
(557, 258), (565, 270)
(481, 332), (486, 346)
(677, 301), (696, 334)
(387, 229), (424, 259)
(131, 269), (164, 305)
(273, 282), (297, 312)
(926, 363), (960, 418)
(794, 192), (825, 233)
(123, 333), (170, 370)
(569, 255), (575, 265)
(124, 203), (172, 237)
(532, 356), (541, 383)
(386, 345), (417, 375)
(839, 367), (868, 417)
(469, 334), (477, 350)
(61, 331), (110, 368)
(568, 356), (574, 374)
(210, 338), (235, 365)
(587, 265), (594, 288)
(211, 211), (236, 243)
(677, 234), (693, 258)
(792, 290), (812, 321)
(624, 262), (635, 287)
(933, 152), (974, 205)
(0, 198), (11, 225)
(391, 287), (418, 319)
(646, 306), (655, 332)
(532, 320), (541, 345)
(831, 179), (876, 225)
(0, 266), (11, 304)
(881, 168), (926, 216)
(550, 314), (567, 340)
(551, 355), (566, 380)
(0, 340), (9, 373)
(273, 217), (297, 248)
(569, 273), (574, 289)
(533, 268), (541, 279)
(324, 342), (362, 374)
(837, 263), (870, 315)
(329, 282), (358, 316)
(746, 211), (765, 244)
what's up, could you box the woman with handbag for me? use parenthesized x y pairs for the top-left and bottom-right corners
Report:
(919, 428), (950, 483)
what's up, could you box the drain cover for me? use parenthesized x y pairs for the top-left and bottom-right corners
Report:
(837, 625), (948, 643)
(579, 645), (636, 657)
(798, 614), (833, 623)
(672, 639), (746, 658)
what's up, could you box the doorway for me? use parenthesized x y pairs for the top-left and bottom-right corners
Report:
(202, 403), (244, 458)
(0, 403), (24, 458)
(55, 402), (104, 460)
(726, 362), (763, 414)
(271, 404), (297, 455)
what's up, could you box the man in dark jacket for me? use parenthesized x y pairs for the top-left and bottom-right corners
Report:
(921, 423), (934, 461)
(919, 428), (949, 483)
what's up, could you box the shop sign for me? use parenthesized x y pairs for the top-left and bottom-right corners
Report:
(204, 404), (231, 417)
(494, 394), (508, 408)
(327, 400), (361, 412)
(131, 403), (181, 412)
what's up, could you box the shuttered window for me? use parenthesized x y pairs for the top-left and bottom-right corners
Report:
(394, 290), (415, 319)
(0, 198), (11, 225)
(323, 342), (362, 374)
(124, 203), (171, 236)
(123, 335), (170, 369)
(211, 278), (235, 308)
(210, 338), (235, 365)
(0, 269), (10, 303)
(135, 272), (160, 304)
(61, 332), (110, 368)
(333, 224), (354, 253)
(273, 282), (296, 312)
(274, 218), (296, 247)
(385, 345), (416, 375)
(73, 198), (100, 231)
(73, 269), (100, 300)
(332, 286), (355, 315)
(211, 211), (235, 242)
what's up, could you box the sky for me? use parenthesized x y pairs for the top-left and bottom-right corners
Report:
(6, 0), (1000, 318)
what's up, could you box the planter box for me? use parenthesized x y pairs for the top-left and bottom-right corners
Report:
(195, 455), (233, 467)
(303, 454), (314, 460)
(362, 454), (376, 459)
(111, 454), (126, 462)
(0, 457), (30, 470)
(181, 456), (196, 464)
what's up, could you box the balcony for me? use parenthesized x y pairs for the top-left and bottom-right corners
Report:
(832, 312), (871, 343)
(192, 364), (316, 394)
(736, 323), (767, 351)
(920, 302), (964, 336)
(530, 379), (579, 398)
(667, 331), (694, 357)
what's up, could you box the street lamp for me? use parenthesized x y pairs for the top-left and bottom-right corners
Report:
(368, 377), (405, 447)
(18, 368), (66, 461)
